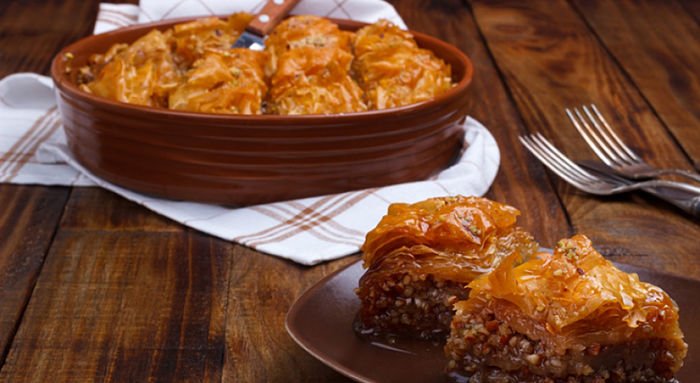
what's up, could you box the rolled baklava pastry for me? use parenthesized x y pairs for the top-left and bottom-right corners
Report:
(353, 20), (453, 110)
(264, 15), (354, 75)
(170, 13), (254, 68)
(355, 196), (538, 340)
(82, 29), (181, 107)
(266, 15), (367, 115)
(168, 49), (267, 114)
(445, 234), (687, 382)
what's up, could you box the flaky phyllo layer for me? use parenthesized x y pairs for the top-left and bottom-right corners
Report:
(355, 196), (538, 339)
(460, 235), (687, 361)
(360, 196), (538, 286)
(79, 15), (453, 115)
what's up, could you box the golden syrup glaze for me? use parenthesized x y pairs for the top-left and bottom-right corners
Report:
(82, 29), (181, 107)
(79, 14), (454, 115)
(353, 20), (453, 110)
(460, 235), (687, 358)
(171, 14), (253, 67)
(264, 15), (354, 76)
(361, 196), (538, 284)
(266, 15), (367, 114)
(81, 14), (254, 109)
(169, 49), (267, 114)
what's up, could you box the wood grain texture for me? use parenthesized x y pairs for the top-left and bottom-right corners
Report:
(0, 189), (232, 382)
(469, 0), (700, 278)
(678, 0), (700, 23)
(0, 1), (100, 78)
(223, 250), (357, 382)
(572, 0), (700, 170)
(389, 1), (570, 245)
(0, 0), (98, 370)
(59, 188), (179, 231)
(0, 186), (69, 364)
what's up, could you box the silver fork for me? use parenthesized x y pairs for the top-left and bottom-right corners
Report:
(565, 104), (700, 183)
(519, 133), (700, 217)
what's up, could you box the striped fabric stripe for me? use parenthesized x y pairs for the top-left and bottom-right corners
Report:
(0, 107), (58, 182)
(242, 190), (375, 247)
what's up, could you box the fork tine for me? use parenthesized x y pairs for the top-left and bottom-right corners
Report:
(565, 108), (614, 167)
(530, 133), (599, 182)
(519, 134), (599, 190)
(582, 105), (635, 165)
(519, 135), (584, 188)
(572, 107), (622, 166)
(589, 104), (642, 162)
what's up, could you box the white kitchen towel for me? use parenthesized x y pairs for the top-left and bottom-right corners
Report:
(0, 1), (500, 265)
(94, 0), (406, 34)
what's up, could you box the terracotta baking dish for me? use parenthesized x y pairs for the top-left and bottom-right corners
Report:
(51, 17), (474, 206)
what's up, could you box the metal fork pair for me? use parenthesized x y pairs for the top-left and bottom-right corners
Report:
(565, 104), (700, 183)
(519, 133), (700, 217)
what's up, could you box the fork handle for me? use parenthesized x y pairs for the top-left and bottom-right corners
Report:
(246, 0), (301, 36)
(642, 184), (700, 218)
(640, 179), (700, 195)
(663, 169), (700, 184)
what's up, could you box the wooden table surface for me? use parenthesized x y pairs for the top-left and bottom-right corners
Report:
(0, 0), (698, 381)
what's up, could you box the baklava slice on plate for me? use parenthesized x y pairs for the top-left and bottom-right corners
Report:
(445, 234), (687, 382)
(355, 196), (537, 340)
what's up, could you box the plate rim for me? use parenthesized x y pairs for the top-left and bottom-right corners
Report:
(285, 259), (372, 382)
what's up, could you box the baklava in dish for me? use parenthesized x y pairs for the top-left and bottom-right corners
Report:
(77, 15), (455, 115)
(353, 20), (453, 110)
(265, 15), (367, 115)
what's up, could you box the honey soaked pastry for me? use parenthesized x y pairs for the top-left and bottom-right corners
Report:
(264, 15), (354, 76)
(171, 14), (253, 67)
(79, 15), (457, 114)
(82, 29), (181, 107)
(355, 196), (538, 340)
(445, 235), (687, 382)
(169, 49), (267, 114)
(266, 15), (367, 115)
(353, 20), (453, 110)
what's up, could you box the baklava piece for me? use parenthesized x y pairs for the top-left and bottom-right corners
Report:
(82, 29), (181, 107)
(353, 20), (453, 110)
(355, 196), (537, 340)
(265, 15), (367, 115)
(445, 234), (687, 382)
(264, 14), (354, 75)
(168, 49), (267, 114)
(170, 13), (253, 67)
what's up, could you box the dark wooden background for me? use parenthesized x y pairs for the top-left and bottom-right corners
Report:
(0, 0), (698, 381)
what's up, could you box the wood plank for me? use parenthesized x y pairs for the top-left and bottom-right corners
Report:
(389, 0), (570, 246)
(572, 0), (700, 170)
(59, 188), (179, 231)
(0, 0), (100, 77)
(223, 250), (357, 382)
(0, 186), (69, 364)
(0, 190), (232, 382)
(469, 0), (700, 278)
(678, 0), (700, 23)
(0, 0), (103, 369)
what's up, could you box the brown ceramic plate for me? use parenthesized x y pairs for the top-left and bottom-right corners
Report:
(286, 259), (699, 382)
(50, 17), (474, 206)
